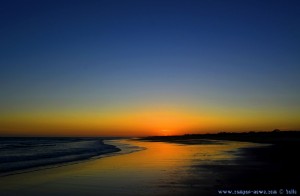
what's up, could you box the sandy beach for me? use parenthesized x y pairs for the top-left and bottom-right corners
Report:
(1, 0), (300, 195)
(0, 139), (280, 196)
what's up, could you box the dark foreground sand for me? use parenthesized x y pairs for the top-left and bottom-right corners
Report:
(179, 140), (300, 193)
(0, 136), (299, 196)
(142, 132), (300, 194)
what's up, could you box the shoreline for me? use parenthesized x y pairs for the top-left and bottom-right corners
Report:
(0, 139), (263, 196)
(1, 134), (299, 195)
(0, 138), (121, 177)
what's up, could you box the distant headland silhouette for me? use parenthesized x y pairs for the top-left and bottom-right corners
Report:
(142, 130), (300, 144)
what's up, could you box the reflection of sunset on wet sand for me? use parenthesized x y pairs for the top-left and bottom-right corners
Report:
(0, 139), (265, 195)
(1, 0), (300, 195)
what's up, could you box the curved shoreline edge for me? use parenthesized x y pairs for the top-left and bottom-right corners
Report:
(0, 138), (121, 177)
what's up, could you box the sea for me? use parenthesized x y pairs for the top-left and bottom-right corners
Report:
(0, 137), (125, 175)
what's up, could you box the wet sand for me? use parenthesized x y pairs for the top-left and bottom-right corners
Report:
(227, 142), (300, 190)
(0, 139), (298, 195)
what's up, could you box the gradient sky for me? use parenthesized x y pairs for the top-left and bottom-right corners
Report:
(1, 0), (300, 136)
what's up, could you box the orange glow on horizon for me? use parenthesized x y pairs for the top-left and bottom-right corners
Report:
(0, 106), (201, 136)
(1, 104), (300, 137)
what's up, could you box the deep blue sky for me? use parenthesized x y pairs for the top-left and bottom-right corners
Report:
(1, 0), (300, 135)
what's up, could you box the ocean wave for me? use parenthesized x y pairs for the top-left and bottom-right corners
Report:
(0, 138), (120, 175)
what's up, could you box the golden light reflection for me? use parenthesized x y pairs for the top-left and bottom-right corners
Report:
(0, 139), (265, 195)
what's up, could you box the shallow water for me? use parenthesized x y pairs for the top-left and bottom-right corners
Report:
(0, 139), (264, 196)
(0, 137), (119, 175)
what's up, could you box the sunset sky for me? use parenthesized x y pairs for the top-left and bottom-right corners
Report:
(1, 0), (300, 136)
